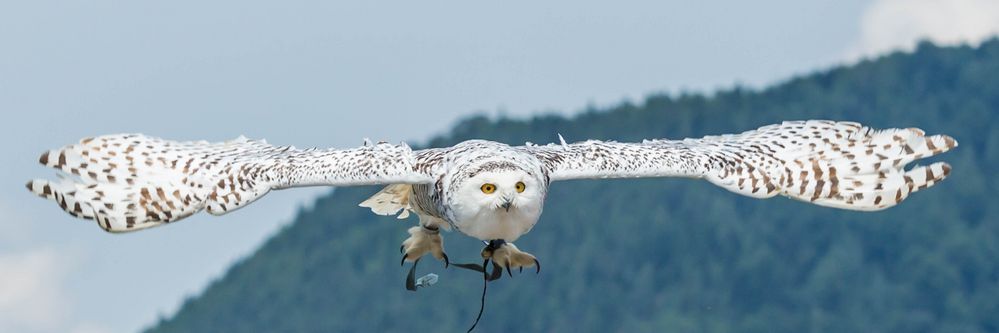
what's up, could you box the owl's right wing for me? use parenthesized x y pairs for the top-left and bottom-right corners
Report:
(524, 120), (957, 211)
(27, 134), (438, 232)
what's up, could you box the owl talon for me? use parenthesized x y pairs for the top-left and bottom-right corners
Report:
(400, 226), (447, 265)
(481, 240), (538, 275)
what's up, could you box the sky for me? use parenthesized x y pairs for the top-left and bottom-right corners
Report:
(1, 0), (997, 332)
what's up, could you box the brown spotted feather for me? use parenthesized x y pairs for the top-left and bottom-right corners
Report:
(28, 120), (957, 233)
(525, 120), (956, 211)
(28, 135), (431, 232)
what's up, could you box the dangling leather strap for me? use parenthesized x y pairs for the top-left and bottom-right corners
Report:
(404, 239), (512, 332)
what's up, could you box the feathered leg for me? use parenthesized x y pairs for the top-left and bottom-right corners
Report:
(400, 222), (449, 268)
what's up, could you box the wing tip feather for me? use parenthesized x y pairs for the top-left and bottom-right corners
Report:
(25, 179), (52, 198)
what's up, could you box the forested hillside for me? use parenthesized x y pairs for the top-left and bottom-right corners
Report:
(147, 40), (999, 332)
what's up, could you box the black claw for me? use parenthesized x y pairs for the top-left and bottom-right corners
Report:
(442, 252), (450, 269)
(401, 253), (408, 266)
(400, 245), (404, 253)
(506, 262), (513, 278)
(534, 258), (541, 274)
(520, 266), (523, 274)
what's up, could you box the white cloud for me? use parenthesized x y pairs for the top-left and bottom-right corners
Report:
(0, 245), (114, 333)
(0, 248), (71, 332)
(847, 0), (999, 60)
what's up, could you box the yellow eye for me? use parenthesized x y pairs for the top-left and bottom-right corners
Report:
(515, 181), (526, 193)
(480, 183), (496, 194)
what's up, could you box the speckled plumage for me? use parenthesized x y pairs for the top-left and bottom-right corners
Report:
(28, 121), (956, 242)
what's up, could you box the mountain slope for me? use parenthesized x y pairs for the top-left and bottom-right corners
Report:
(147, 40), (999, 333)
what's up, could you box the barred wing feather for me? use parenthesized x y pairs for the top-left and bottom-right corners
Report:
(27, 134), (432, 232)
(526, 120), (957, 211)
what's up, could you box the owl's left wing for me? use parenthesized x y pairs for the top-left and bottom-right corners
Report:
(523, 120), (957, 211)
(27, 134), (435, 232)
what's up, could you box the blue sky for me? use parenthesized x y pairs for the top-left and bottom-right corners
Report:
(2, 1), (997, 332)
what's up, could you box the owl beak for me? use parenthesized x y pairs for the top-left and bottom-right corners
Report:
(501, 198), (512, 212)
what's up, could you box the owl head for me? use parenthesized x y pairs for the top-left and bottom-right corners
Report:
(452, 161), (545, 218)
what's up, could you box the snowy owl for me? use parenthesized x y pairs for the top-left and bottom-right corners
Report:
(26, 120), (957, 272)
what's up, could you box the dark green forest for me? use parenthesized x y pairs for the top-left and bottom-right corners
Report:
(147, 40), (999, 332)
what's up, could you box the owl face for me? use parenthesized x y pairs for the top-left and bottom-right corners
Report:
(450, 167), (545, 240)
(451, 165), (542, 217)
(468, 169), (542, 211)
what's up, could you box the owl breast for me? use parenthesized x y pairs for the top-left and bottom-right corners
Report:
(450, 202), (541, 241)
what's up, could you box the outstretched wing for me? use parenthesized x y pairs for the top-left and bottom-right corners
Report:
(524, 120), (957, 211)
(27, 134), (434, 232)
